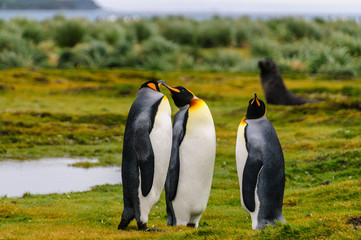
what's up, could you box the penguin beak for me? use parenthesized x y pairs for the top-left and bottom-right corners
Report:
(157, 80), (165, 87)
(160, 82), (181, 93)
(251, 92), (261, 107)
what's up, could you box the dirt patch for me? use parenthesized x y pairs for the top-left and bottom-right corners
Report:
(347, 216), (361, 229)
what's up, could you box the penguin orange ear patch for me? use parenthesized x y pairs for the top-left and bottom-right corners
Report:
(147, 83), (158, 91)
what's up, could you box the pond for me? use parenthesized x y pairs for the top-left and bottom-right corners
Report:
(0, 158), (121, 198)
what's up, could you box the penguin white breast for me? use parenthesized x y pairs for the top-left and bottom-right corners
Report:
(173, 99), (216, 215)
(235, 118), (248, 211)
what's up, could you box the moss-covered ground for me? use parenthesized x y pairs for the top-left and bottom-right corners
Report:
(0, 68), (360, 239)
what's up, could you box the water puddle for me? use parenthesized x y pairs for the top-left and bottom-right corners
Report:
(0, 158), (121, 198)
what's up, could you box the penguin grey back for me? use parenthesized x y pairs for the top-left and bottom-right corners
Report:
(243, 117), (286, 229)
(122, 87), (164, 197)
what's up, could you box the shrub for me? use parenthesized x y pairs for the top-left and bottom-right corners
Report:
(250, 38), (281, 59)
(283, 17), (324, 40)
(22, 23), (45, 44)
(88, 22), (126, 45)
(58, 41), (112, 68)
(54, 19), (86, 47)
(158, 18), (197, 45)
(130, 20), (157, 43)
(10, 18), (45, 44)
(196, 19), (234, 48)
(139, 36), (179, 70)
(106, 41), (140, 68)
(235, 18), (268, 46)
(333, 19), (361, 37)
(0, 39), (48, 69)
(141, 36), (179, 56)
(308, 47), (356, 76)
(197, 49), (243, 71)
(329, 32), (361, 57)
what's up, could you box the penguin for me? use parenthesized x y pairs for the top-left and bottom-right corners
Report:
(258, 58), (317, 105)
(161, 82), (216, 228)
(235, 93), (286, 230)
(118, 80), (172, 231)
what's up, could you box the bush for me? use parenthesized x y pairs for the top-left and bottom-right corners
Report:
(58, 41), (113, 68)
(196, 19), (234, 48)
(250, 38), (281, 59)
(198, 49), (243, 71)
(308, 47), (356, 76)
(139, 36), (180, 70)
(54, 19), (86, 47)
(0, 39), (48, 69)
(330, 32), (361, 57)
(235, 18), (268, 46)
(283, 18), (324, 40)
(158, 18), (197, 45)
(130, 20), (157, 43)
(88, 22), (126, 45)
(141, 36), (179, 56)
(22, 23), (45, 44)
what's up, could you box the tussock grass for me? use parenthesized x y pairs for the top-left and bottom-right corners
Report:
(0, 68), (360, 239)
(1, 17), (361, 75)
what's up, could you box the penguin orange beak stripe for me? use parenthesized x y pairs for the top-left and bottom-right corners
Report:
(161, 82), (181, 93)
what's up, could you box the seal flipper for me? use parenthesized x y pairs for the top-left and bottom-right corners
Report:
(133, 118), (154, 197)
(242, 128), (263, 212)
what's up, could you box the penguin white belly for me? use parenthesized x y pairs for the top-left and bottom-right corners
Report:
(138, 97), (172, 223)
(236, 119), (262, 230)
(235, 121), (248, 211)
(172, 108), (216, 226)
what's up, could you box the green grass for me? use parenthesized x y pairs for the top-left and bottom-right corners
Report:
(0, 68), (360, 239)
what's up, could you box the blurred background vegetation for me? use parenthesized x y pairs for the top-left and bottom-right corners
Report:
(0, 15), (360, 76)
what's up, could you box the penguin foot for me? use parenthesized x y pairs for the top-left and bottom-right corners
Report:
(118, 219), (131, 230)
(187, 223), (196, 228)
(137, 222), (164, 232)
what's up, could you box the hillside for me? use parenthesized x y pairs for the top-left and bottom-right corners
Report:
(0, 0), (99, 9)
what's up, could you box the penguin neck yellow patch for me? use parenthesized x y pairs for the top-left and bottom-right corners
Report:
(241, 116), (247, 125)
(189, 98), (204, 111)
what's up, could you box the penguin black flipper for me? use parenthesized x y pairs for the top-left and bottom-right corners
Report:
(242, 128), (263, 212)
(133, 117), (154, 197)
(166, 107), (189, 201)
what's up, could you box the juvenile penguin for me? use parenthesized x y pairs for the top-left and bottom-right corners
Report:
(162, 83), (216, 228)
(118, 80), (172, 231)
(259, 58), (316, 105)
(236, 93), (286, 230)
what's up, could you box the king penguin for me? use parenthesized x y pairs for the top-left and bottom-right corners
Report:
(235, 93), (286, 230)
(118, 80), (172, 231)
(161, 82), (216, 228)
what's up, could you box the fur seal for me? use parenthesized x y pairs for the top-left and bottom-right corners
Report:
(258, 59), (316, 105)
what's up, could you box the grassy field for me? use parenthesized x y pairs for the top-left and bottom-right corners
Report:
(0, 68), (360, 239)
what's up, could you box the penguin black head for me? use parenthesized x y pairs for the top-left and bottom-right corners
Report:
(258, 59), (278, 75)
(140, 80), (163, 92)
(246, 93), (266, 119)
(161, 83), (195, 108)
